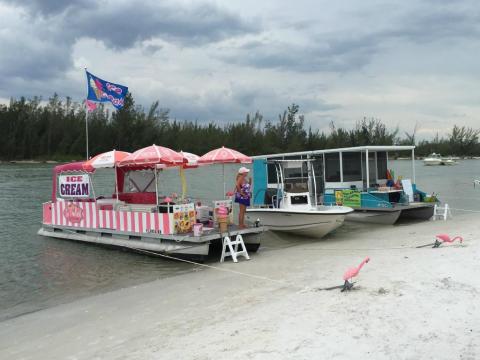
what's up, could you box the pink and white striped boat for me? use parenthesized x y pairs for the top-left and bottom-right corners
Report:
(38, 152), (263, 259)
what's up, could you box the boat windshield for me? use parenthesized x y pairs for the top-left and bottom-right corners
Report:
(283, 162), (309, 193)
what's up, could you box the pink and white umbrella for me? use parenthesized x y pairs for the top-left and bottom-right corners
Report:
(198, 146), (252, 198)
(198, 146), (252, 164)
(180, 151), (200, 168)
(83, 150), (131, 170)
(118, 145), (185, 167)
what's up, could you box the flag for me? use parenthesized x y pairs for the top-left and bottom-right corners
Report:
(85, 99), (97, 112)
(86, 70), (128, 109)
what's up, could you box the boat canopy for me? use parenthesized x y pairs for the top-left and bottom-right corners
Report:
(51, 162), (95, 201)
(252, 145), (415, 159)
(252, 146), (417, 205)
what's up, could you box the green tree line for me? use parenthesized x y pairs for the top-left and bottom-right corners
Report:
(1, 94), (479, 160)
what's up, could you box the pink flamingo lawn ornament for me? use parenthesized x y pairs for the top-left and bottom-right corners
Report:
(433, 234), (463, 248)
(342, 257), (370, 292)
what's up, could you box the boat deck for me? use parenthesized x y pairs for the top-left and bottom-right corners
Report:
(38, 223), (265, 257)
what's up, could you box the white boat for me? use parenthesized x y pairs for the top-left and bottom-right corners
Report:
(441, 157), (458, 166)
(250, 146), (435, 225)
(246, 159), (353, 238)
(423, 153), (443, 166)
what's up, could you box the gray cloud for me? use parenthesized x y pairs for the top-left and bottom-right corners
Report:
(220, 35), (378, 73)
(1, 0), (480, 135)
(1, 0), (94, 15)
(219, 4), (480, 73)
(0, 0), (258, 86)
(64, 1), (258, 49)
(132, 82), (339, 125)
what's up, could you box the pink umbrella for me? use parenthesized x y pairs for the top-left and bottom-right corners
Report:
(118, 145), (185, 167)
(180, 151), (200, 168)
(83, 150), (131, 170)
(198, 146), (252, 164)
(82, 150), (131, 201)
(198, 146), (252, 197)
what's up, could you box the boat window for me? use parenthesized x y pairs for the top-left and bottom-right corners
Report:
(284, 163), (309, 193)
(290, 195), (308, 205)
(311, 156), (324, 199)
(369, 153), (376, 181)
(325, 153), (340, 182)
(283, 165), (305, 179)
(267, 163), (279, 184)
(124, 170), (156, 193)
(342, 152), (362, 181)
(377, 152), (388, 179)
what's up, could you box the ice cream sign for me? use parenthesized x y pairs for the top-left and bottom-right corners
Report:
(59, 175), (90, 198)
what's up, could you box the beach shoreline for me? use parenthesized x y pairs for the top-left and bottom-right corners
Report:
(1, 214), (479, 359)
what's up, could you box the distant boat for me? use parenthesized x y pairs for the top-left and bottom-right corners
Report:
(441, 157), (458, 166)
(423, 153), (443, 166)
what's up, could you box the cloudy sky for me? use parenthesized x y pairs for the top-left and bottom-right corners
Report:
(1, 0), (479, 138)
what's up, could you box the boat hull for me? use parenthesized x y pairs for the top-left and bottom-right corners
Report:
(38, 224), (264, 258)
(397, 203), (435, 221)
(346, 209), (402, 225)
(245, 209), (349, 238)
(345, 203), (435, 225)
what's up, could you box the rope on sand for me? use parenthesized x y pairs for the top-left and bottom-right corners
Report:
(127, 246), (310, 291)
(449, 207), (480, 213)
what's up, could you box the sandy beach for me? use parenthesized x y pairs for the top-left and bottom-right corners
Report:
(1, 214), (479, 360)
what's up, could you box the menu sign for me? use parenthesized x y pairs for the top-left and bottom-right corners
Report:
(172, 203), (196, 234)
(335, 189), (361, 207)
(59, 175), (90, 198)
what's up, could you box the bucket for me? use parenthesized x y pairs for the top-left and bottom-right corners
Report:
(193, 223), (203, 237)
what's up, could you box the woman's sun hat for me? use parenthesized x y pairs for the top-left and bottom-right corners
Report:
(238, 166), (250, 174)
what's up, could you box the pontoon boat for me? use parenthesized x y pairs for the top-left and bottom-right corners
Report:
(251, 146), (436, 225)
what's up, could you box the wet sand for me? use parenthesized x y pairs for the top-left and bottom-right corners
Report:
(0, 214), (479, 359)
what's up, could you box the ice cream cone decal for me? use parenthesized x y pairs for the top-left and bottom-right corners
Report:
(90, 77), (103, 100)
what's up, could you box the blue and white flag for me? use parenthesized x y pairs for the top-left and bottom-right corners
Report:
(86, 70), (128, 109)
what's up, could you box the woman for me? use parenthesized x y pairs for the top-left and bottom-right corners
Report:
(234, 167), (252, 228)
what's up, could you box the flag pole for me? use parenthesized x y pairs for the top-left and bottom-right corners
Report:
(85, 102), (89, 160)
(84, 67), (89, 160)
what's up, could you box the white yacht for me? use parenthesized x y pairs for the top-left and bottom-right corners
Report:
(441, 157), (458, 166)
(423, 153), (443, 166)
(246, 159), (353, 238)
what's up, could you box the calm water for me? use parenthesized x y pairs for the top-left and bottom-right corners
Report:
(0, 160), (479, 321)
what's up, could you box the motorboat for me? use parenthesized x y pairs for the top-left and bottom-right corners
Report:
(423, 153), (443, 166)
(246, 159), (353, 238)
(441, 157), (458, 166)
(250, 146), (436, 225)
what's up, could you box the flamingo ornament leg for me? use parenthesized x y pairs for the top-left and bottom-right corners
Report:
(341, 279), (354, 292)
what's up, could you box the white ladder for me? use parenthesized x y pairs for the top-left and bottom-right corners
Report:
(220, 234), (250, 263)
(432, 203), (452, 221)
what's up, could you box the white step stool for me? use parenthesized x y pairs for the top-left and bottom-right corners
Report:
(432, 203), (452, 221)
(220, 234), (250, 263)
